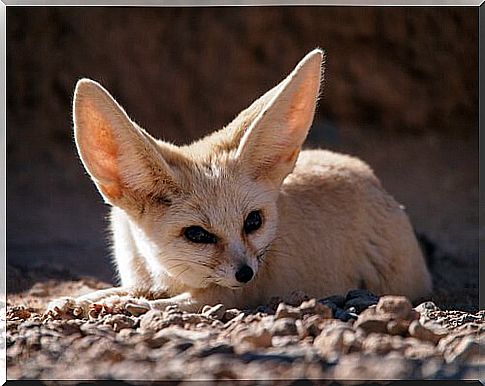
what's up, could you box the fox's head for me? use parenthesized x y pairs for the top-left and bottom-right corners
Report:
(73, 49), (324, 290)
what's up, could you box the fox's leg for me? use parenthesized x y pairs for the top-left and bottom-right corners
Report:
(147, 292), (201, 313)
(47, 291), (197, 317)
(46, 286), (133, 317)
(110, 207), (153, 288)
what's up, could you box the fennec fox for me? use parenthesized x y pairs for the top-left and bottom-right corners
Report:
(48, 49), (432, 316)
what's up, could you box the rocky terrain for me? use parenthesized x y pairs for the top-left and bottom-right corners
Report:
(5, 278), (484, 381)
(5, 7), (480, 383)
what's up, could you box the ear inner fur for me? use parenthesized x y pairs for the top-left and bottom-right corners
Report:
(235, 49), (324, 185)
(73, 79), (181, 208)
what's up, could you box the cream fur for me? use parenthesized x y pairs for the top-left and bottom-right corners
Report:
(48, 49), (432, 315)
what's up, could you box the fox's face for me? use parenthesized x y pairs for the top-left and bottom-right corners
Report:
(133, 162), (280, 289)
(73, 49), (324, 289)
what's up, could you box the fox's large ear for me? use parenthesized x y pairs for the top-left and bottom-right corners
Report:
(73, 79), (179, 209)
(235, 49), (324, 186)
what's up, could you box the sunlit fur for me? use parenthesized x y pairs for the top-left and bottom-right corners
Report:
(52, 49), (432, 313)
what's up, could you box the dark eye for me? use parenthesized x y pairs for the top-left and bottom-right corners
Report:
(183, 226), (217, 244)
(244, 210), (262, 234)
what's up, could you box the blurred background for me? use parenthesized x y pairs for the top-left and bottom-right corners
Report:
(6, 7), (478, 308)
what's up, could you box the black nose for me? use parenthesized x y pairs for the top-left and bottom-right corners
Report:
(235, 265), (254, 283)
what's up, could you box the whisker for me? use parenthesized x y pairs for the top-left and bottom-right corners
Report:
(174, 266), (190, 281)
(164, 257), (214, 270)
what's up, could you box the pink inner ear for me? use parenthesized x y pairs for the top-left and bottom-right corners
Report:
(269, 78), (317, 167)
(286, 77), (318, 135)
(77, 100), (123, 199)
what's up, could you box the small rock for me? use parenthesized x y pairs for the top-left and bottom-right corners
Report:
(201, 305), (212, 314)
(103, 314), (135, 332)
(139, 310), (167, 332)
(318, 295), (346, 308)
(332, 352), (412, 380)
(415, 301), (440, 314)
(144, 330), (171, 348)
(404, 342), (439, 360)
(408, 320), (444, 345)
(375, 296), (413, 320)
(444, 335), (481, 363)
(334, 308), (356, 322)
(270, 318), (298, 336)
(238, 327), (273, 349)
(313, 324), (356, 360)
(295, 319), (307, 338)
(299, 298), (332, 318)
(223, 312), (245, 330)
(354, 309), (388, 334)
(193, 342), (234, 357)
(387, 319), (411, 336)
(362, 332), (393, 354)
(222, 308), (241, 323)
(344, 297), (379, 313)
(271, 335), (300, 347)
(302, 314), (327, 337)
(202, 304), (226, 320)
(211, 320), (224, 328)
(318, 300), (337, 315)
(274, 303), (301, 320)
(355, 317), (388, 334)
(7, 306), (32, 320)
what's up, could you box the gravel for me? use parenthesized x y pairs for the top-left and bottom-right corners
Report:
(5, 280), (484, 381)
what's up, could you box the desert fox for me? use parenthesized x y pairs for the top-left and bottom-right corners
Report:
(48, 49), (432, 315)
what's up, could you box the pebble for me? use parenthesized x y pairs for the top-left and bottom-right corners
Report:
(319, 295), (346, 309)
(444, 336), (481, 363)
(299, 298), (332, 318)
(238, 327), (273, 349)
(334, 308), (355, 322)
(344, 297), (379, 313)
(415, 301), (440, 314)
(354, 308), (388, 334)
(103, 314), (135, 332)
(270, 318), (298, 336)
(313, 324), (356, 360)
(408, 320), (445, 345)
(375, 296), (413, 320)
(274, 303), (301, 320)
(387, 319), (411, 336)
(362, 333), (393, 354)
(222, 309), (241, 323)
(202, 304), (226, 320)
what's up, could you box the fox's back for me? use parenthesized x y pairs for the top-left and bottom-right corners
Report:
(255, 149), (432, 302)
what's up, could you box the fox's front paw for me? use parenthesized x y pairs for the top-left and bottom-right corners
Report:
(110, 295), (152, 316)
(45, 295), (152, 319)
(45, 296), (92, 319)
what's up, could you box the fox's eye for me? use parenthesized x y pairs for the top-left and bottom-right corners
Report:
(184, 226), (217, 244)
(244, 210), (262, 234)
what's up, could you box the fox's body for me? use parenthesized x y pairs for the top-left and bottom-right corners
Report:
(111, 148), (429, 310)
(48, 49), (432, 315)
